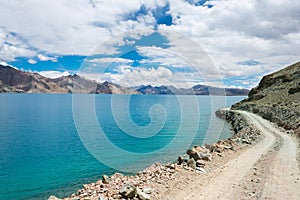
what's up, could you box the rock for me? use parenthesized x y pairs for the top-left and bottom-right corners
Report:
(142, 187), (152, 194)
(169, 163), (176, 169)
(196, 160), (206, 167)
(196, 167), (207, 174)
(187, 149), (201, 161)
(205, 144), (215, 152)
(119, 183), (137, 198)
(215, 147), (223, 153)
(192, 145), (207, 153)
(102, 175), (110, 184)
(178, 155), (184, 165)
(200, 153), (212, 161)
(187, 158), (196, 169)
(241, 139), (251, 144)
(48, 196), (61, 200)
(137, 188), (151, 200)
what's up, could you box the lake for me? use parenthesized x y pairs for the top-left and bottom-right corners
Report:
(0, 94), (245, 199)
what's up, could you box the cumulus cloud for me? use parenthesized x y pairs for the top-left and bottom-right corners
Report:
(0, 28), (36, 61)
(88, 65), (214, 88)
(37, 54), (57, 62)
(0, 0), (162, 57)
(161, 0), (300, 73)
(28, 59), (37, 64)
(115, 66), (173, 87)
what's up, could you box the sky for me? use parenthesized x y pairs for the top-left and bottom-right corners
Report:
(0, 0), (299, 89)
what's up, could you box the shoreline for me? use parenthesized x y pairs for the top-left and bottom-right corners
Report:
(49, 108), (263, 200)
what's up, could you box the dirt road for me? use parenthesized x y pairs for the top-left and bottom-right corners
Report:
(166, 111), (300, 200)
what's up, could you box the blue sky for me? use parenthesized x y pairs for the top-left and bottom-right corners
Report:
(0, 0), (299, 88)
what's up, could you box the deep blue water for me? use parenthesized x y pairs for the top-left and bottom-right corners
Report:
(0, 94), (245, 200)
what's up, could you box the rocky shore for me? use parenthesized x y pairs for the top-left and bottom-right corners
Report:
(49, 109), (262, 200)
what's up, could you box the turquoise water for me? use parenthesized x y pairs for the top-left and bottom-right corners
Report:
(0, 94), (245, 200)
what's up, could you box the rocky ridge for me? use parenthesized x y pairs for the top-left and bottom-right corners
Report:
(136, 84), (249, 96)
(0, 64), (248, 95)
(0, 64), (138, 94)
(49, 110), (261, 200)
(232, 61), (300, 136)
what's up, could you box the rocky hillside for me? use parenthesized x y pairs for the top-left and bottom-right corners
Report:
(137, 85), (249, 96)
(232, 61), (300, 135)
(0, 64), (138, 94)
(0, 64), (65, 93)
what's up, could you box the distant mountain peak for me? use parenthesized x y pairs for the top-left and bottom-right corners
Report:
(0, 64), (138, 94)
(0, 64), (249, 95)
(136, 84), (249, 96)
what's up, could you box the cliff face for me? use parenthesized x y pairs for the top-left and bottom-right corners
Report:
(232, 61), (300, 135)
(0, 64), (138, 94)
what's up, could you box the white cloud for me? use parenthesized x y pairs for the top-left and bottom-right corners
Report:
(0, 28), (36, 61)
(28, 59), (37, 64)
(37, 54), (57, 62)
(137, 46), (190, 68)
(38, 70), (70, 79)
(112, 66), (175, 87)
(88, 57), (133, 64)
(0, 0), (162, 57)
(84, 65), (215, 88)
(155, 0), (300, 85)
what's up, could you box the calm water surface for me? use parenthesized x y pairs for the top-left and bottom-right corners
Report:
(0, 94), (245, 200)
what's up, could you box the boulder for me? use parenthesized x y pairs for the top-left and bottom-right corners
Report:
(102, 175), (110, 184)
(178, 155), (184, 165)
(196, 160), (206, 167)
(142, 187), (152, 194)
(119, 183), (137, 198)
(196, 167), (207, 174)
(199, 153), (212, 161)
(137, 188), (151, 200)
(48, 196), (61, 200)
(187, 158), (196, 169)
(205, 144), (215, 152)
(187, 149), (201, 161)
(193, 145), (209, 153)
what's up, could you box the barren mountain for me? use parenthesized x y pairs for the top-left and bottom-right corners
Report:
(137, 84), (249, 96)
(0, 64), (138, 94)
(233, 61), (300, 135)
(0, 64), (248, 95)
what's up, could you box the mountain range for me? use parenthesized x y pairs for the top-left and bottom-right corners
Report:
(0, 64), (249, 95)
(136, 85), (249, 96)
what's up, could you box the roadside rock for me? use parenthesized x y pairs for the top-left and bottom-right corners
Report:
(142, 188), (152, 194)
(137, 188), (150, 200)
(199, 153), (212, 161)
(48, 196), (61, 200)
(196, 160), (206, 167)
(102, 175), (110, 184)
(187, 150), (201, 161)
(178, 155), (184, 165)
(119, 183), (137, 198)
(187, 158), (196, 170)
